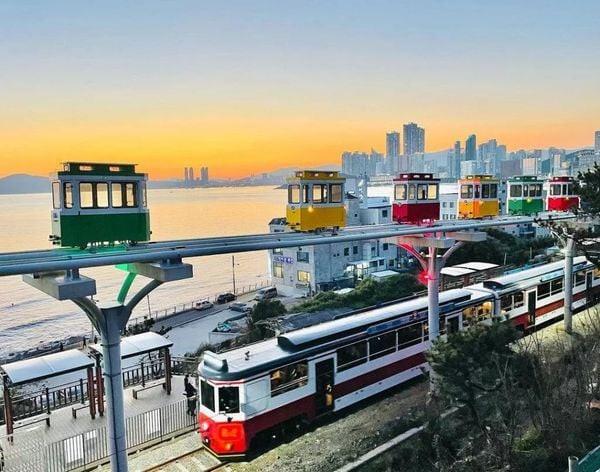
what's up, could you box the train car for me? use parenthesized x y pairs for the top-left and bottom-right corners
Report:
(49, 162), (150, 248)
(546, 176), (580, 212)
(392, 173), (440, 224)
(475, 256), (600, 331)
(458, 175), (500, 219)
(197, 256), (600, 457)
(286, 170), (345, 232)
(197, 288), (493, 457)
(506, 175), (544, 215)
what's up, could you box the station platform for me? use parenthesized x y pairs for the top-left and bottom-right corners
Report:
(0, 374), (190, 471)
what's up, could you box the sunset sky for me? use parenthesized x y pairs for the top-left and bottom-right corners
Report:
(1, 1), (599, 180)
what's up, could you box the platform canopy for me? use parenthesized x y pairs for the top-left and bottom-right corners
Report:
(89, 332), (173, 360)
(0, 350), (94, 386)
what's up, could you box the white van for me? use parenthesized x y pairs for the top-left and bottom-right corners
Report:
(254, 286), (278, 301)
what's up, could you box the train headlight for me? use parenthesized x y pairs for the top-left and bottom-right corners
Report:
(200, 421), (211, 432)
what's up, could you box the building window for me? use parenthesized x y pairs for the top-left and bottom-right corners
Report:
(219, 386), (240, 414)
(369, 331), (396, 360)
(442, 202), (447, 208)
(297, 270), (311, 283)
(200, 380), (215, 412)
(270, 361), (308, 396)
(382, 209), (388, 218)
(383, 243), (389, 250)
(273, 262), (284, 278)
(336, 341), (368, 372)
(343, 248), (350, 256)
(297, 251), (309, 262)
(449, 202), (454, 208)
(272, 248), (283, 255)
(378, 259), (384, 266)
(353, 246), (358, 255)
(389, 259), (395, 267)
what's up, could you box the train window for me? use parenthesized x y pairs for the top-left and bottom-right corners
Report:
(535, 184), (543, 197)
(428, 184), (438, 200)
(96, 183), (109, 208)
(64, 183), (73, 209)
(482, 184), (490, 199)
(417, 184), (427, 200)
(80, 183), (94, 209)
(270, 361), (308, 396)
(288, 185), (301, 204)
(550, 184), (561, 196)
(368, 331), (396, 360)
(394, 184), (407, 200)
(537, 282), (550, 300)
(461, 185), (473, 199)
(200, 380), (215, 412)
(522, 184), (529, 197)
(510, 185), (522, 198)
(562, 184), (568, 195)
(111, 183), (123, 208)
(474, 185), (480, 199)
(52, 182), (61, 209)
(397, 323), (422, 348)
(551, 279), (563, 295)
(330, 184), (343, 203)
(302, 185), (310, 203)
(273, 262), (284, 278)
(408, 184), (416, 200)
(574, 272), (586, 286)
(337, 341), (367, 371)
(312, 184), (328, 203)
(567, 184), (574, 195)
(594, 268), (600, 280)
(501, 295), (513, 311)
(513, 292), (524, 308)
(218, 386), (240, 414)
(125, 183), (137, 207)
(490, 184), (498, 198)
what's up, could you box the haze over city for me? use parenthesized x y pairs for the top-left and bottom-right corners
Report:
(1, 0), (599, 180)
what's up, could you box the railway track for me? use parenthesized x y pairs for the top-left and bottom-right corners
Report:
(144, 445), (226, 472)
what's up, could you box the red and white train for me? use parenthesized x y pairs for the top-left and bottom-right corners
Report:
(392, 173), (440, 224)
(198, 256), (600, 457)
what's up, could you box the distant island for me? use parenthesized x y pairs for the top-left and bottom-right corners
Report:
(0, 165), (340, 195)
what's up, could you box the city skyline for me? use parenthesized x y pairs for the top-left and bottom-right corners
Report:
(1, 1), (599, 180)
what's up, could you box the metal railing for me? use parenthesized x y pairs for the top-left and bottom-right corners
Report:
(43, 398), (197, 472)
(128, 279), (272, 328)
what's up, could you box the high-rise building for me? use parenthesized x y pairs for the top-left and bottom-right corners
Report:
(453, 141), (461, 178)
(184, 167), (189, 183)
(465, 134), (477, 161)
(386, 131), (400, 159)
(595, 130), (600, 153)
(189, 167), (195, 182)
(403, 122), (425, 156)
(200, 167), (209, 183)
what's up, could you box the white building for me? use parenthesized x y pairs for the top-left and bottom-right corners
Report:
(268, 196), (398, 296)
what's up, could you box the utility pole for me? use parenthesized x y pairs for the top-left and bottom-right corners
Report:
(232, 255), (237, 294)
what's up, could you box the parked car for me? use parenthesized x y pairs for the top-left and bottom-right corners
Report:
(230, 302), (252, 313)
(195, 300), (213, 311)
(216, 292), (236, 304)
(254, 286), (278, 301)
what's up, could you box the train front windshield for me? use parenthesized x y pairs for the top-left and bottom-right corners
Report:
(200, 379), (240, 415)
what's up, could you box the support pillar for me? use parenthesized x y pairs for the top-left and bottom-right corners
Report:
(564, 236), (575, 334)
(427, 247), (440, 341)
(86, 366), (96, 419)
(164, 348), (172, 395)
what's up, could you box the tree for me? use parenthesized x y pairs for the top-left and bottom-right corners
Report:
(576, 162), (600, 215)
(250, 299), (286, 324)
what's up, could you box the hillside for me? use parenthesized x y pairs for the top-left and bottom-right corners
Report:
(0, 174), (50, 195)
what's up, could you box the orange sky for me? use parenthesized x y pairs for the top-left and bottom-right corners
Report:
(1, 1), (599, 180)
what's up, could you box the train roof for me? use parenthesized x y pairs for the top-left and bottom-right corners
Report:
(287, 170), (344, 182)
(460, 175), (498, 182)
(549, 176), (575, 182)
(393, 173), (439, 183)
(507, 175), (543, 182)
(480, 256), (590, 292)
(57, 162), (145, 177)
(199, 288), (490, 381)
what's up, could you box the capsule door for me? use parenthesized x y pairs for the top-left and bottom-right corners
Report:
(315, 358), (334, 416)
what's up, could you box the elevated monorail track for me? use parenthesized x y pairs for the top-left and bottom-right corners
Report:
(0, 213), (573, 276)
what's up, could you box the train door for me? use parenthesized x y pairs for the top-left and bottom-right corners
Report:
(315, 358), (335, 416)
(586, 271), (593, 305)
(527, 291), (536, 327)
(446, 313), (461, 334)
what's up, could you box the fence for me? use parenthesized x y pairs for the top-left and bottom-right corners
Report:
(128, 278), (272, 327)
(44, 398), (197, 472)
